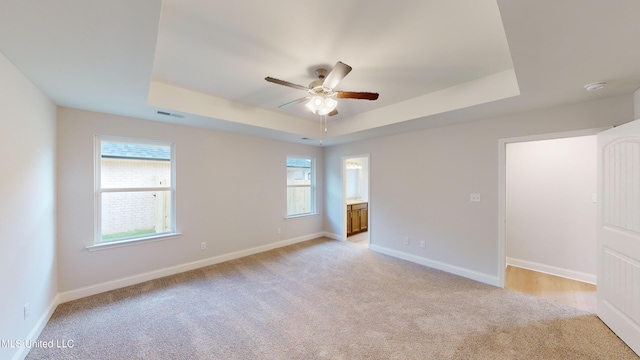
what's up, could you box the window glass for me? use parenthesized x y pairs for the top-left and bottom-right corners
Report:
(96, 137), (175, 244)
(286, 157), (314, 216)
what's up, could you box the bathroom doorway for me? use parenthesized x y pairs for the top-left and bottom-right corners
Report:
(344, 155), (370, 246)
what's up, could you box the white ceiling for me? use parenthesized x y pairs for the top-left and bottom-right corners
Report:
(1, 0), (639, 146)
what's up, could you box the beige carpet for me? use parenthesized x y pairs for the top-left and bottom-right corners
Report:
(27, 238), (638, 359)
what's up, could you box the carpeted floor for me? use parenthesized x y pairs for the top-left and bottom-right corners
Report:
(27, 238), (638, 359)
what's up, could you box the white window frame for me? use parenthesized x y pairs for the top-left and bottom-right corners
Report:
(88, 135), (178, 250)
(286, 156), (316, 218)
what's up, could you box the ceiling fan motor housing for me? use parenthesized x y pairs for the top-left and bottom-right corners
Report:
(310, 69), (332, 94)
(309, 79), (332, 95)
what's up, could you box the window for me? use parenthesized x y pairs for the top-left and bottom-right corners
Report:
(286, 156), (315, 217)
(94, 136), (176, 246)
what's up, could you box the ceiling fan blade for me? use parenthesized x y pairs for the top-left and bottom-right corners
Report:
(278, 96), (310, 108)
(265, 77), (308, 91)
(336, 91), (379, 100)
(323, 61), (352, 90)
(327, 109), (338, 116)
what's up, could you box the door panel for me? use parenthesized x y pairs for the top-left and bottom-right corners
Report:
(597, 121), (640, 356)
(361, 208), (368, 231)
(352, 209), (361, 233)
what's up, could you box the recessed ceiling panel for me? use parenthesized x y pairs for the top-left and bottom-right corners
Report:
(151, 0), (515, 124)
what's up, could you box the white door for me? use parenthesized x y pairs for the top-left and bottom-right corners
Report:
(597, 120), (640, 356)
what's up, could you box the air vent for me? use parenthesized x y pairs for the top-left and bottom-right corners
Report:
(156, 110), (184, 118)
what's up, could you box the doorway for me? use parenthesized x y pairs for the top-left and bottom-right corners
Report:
(499, 130), (603, 311)
(506, 135), (597, 280)
(343, 155), (370, 246)
(498, 128), (606, 288)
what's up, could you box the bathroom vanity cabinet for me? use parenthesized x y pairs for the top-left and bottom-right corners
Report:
(347, 202), (368, 236)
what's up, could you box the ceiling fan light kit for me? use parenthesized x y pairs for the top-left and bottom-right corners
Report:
(306, 95), (338, 115)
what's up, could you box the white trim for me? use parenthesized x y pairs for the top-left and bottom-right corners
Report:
(284, 212), (319, 220)
(342, 156), (347, 242)
(322, 231), (342, 241)
(12, 295), (60, 360)
(369, 244), (499, 286)
(498, 139), (507, 288)
(94, 135), (101, 244)
(507, 257), (597, 285)
(497, 127), (609, 288)
(59, 233), (323, 303)
(85, 232), (182, 251)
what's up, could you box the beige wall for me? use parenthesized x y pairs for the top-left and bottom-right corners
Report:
(324, 95), (633, 285)
(57, 107), (324, 294)
(0, 52), (57, 360)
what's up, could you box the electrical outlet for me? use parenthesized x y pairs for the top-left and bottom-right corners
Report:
(200, 242), (206, 250)
(276, 228), (281, 235)
(420, 240), (426, 248)
(404, 237), (410, 245)
(470, 193), (481, 202)
(24, 303), (29, 320)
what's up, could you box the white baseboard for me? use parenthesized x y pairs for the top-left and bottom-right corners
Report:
(506, 257), (596, 285)
(12, 294), (60, 360)
(58, 233), (323, 303)
(322, 231), (342, 241)
(369, 244), (499, 286)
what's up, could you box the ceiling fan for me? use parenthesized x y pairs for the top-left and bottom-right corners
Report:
(265, 61), (379, 116)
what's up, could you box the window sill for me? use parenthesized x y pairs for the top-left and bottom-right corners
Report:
(285, 212), (319, 220)
(86, 232), (182, 252)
